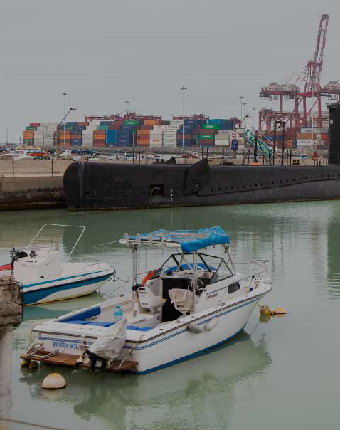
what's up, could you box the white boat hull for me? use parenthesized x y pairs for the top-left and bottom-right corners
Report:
(22, 271), (114, 305)
(129, 295), (261, 373)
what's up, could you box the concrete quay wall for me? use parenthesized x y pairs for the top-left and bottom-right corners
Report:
(0, 176), (66, 210)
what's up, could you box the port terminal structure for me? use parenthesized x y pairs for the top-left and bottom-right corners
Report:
(259, 14), (340, 134)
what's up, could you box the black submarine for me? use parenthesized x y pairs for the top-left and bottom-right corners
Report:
(63, 104), (340, 211)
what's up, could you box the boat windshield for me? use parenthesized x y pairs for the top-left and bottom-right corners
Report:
(157, 252), (234, 282)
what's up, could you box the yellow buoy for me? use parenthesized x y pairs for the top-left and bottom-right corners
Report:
(29, 361), (39, 370)
(21, 358), (30, 368)
(259, 305), (271, 316)
(42, 373), (66, 390)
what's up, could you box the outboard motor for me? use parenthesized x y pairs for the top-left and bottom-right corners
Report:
(328, 103), (340, 165)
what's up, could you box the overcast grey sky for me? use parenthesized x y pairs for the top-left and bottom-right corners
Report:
(1, 0), (339, 141)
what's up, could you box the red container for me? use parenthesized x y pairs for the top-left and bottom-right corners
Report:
(140, 125), (154, 130)
(198, 139), (214, 146)
(109, 124), (121, 130)
(177, 134), (193, 139)
(93, 140), (106, 147)
(29, 123), (40, 127)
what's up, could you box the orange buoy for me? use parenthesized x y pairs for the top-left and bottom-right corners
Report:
(272, 307), (287, 315)
(42, 373), (66, 390)
(142, 270), (156, 285)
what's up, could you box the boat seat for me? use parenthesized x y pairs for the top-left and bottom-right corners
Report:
(60, 306), (101, 322)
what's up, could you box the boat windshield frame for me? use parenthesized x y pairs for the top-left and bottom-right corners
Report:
(157, 251), (235, 280)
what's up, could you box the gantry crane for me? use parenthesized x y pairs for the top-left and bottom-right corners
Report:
(259, 14), (340, 134)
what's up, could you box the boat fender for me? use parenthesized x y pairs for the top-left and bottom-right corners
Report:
(186, 323), (204, 334)
(187, 319), (218, 334)
(142, 270), (156, 286)
(203, 319), (218, 331)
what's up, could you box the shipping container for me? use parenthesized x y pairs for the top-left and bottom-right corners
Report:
(198, 139), (214, 146)
(199, 134), (215, 139)
(106, 130), (118, 145)
(202, 123), (220, 130)
(124, 120), (139, 126)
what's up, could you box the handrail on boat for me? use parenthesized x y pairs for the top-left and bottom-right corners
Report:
(26, 224), (86, 275)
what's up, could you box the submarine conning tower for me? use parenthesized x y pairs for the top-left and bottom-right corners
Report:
(328, 103), (340, 165)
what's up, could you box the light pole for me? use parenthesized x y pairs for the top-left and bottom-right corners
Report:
(62, 92), (67, 148)
(239, 96), (244, 128)
(243, 102), (247, 128)
(124, 100), (130, 117)
(252, 107), (256, 130)
(181, 86), (187, 149)
(56, 107), (77, 160)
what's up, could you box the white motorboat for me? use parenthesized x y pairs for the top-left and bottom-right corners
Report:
(22, 227), (271, 373)
(0, 224), (115, 305)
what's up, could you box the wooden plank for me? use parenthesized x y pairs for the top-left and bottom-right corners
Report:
(21, 351), (138, 372)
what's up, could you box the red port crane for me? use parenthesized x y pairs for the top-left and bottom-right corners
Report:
(259, 14), (340, 134)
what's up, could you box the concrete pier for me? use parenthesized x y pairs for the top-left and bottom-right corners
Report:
(0, 176), (65, 210)
(0, 275), (22, 429)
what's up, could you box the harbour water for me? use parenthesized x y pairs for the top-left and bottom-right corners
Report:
(1, 201), (340, 429)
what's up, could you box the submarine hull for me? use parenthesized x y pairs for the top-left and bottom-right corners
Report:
(63, 160), (340, 211)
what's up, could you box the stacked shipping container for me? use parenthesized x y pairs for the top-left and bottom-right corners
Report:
(23, 116), (238, 149)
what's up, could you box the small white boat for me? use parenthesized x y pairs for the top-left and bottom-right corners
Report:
(22, 227), (271, 373)
(0, 224), (115, 305)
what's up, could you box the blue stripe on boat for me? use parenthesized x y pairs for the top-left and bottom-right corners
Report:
(23, 270), (104, 289)
(23, 274), (111, 305)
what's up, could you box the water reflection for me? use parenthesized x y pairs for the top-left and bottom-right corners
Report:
(18, 332), (271, 430)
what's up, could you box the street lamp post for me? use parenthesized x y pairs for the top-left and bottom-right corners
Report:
(124, 100), (130, 117)
(56, 107), (77, 160)
(181, 86), (187, 149)
(239, 96), (244, 128)
(62, 92), (67, 149)
(243, 103), (247, 128)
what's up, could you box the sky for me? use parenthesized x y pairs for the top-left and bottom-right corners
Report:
(0, 0), (339, 142)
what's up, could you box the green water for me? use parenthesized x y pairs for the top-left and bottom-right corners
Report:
(2, 201), (340, 430)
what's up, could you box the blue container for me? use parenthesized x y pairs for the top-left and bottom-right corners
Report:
(176, 139), (196, 147)
(106, 130), (118, 144)
(223, 120), (234, 130)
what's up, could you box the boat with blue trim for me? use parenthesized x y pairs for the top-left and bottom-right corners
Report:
(2, 224), (115, 305)
(22, 227), (271, 373)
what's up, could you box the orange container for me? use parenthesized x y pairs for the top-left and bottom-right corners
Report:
(23, 130), (34, 138)
(144, 120), (157, 126)
(93, 130), (106, 139)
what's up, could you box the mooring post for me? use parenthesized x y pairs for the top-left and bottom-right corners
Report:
(0, 275), (23, 429)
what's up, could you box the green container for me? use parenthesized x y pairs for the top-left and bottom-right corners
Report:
(26, 126), (36, 130)
(199, 134), (215, 139)
(23, 139), (34, 144)
(65, 125), (75, 130)
(124, 120), (139, 126)
(202, 123), (220, 130)
(98, 125), (109, 130)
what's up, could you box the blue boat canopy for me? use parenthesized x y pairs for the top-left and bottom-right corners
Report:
(120, 226), (230, 253)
